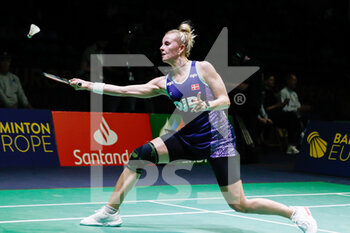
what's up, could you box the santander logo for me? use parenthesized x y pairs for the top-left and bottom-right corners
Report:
(93, 117), (118, 146)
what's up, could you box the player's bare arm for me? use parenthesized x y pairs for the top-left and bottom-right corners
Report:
(69, 76), (167, 98)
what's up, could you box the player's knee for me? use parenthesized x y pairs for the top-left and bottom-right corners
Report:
(229, 203), (249, 213)
(127, 142), (159, 174)
(228, 199), (250, 213)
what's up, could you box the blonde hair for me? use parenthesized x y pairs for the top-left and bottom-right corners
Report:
(167, 21), (197, 57)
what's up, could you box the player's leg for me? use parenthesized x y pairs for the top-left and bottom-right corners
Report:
(107, 137), (169, 210)
(222, 180), (317, 232)
(209, 156), (290, 216)
(80, 137), (169, 226)
(210, 156), (317, 232)
(220, 179), (293, 217)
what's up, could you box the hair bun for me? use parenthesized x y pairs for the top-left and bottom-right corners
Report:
(178, 21), (196, 57)
(178, 22), (192, 34)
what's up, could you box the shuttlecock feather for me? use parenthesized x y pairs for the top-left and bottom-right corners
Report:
(27, 24), (40, 38)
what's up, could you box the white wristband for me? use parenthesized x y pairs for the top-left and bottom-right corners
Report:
(92, 82), (105, 94)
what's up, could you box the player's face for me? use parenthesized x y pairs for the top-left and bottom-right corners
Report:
(160, 33), (181, 63)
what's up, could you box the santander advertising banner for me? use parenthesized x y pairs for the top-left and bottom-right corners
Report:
(52, 111), (152, 166)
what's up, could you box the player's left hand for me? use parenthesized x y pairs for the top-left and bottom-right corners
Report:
(191, 92), (209, 113)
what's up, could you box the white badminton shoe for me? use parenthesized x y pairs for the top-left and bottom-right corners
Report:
(80, 206), (122, 227)
(290, 206), (317, 233)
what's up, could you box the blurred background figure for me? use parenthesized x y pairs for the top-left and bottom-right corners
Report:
(257, 100), (274, 141)
(278, 74), (312, 154)
(0, 51), (31, 109)
(262, 74), (295, 152)
(280, 74), (311, 116)
(80, 38), (108, 80)
(80, 30), (126, 113)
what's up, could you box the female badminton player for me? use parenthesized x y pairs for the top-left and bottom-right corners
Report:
(70, 22), (317, 233)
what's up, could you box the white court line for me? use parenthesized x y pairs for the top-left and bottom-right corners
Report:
(307, 203), (350, 208)
(336, 193), (350, 197)
(150, 200), (339, 233)
(0, 202), (106, 208)
(1, 191), (350, 208)
(0, 201), (342, 232)
(2, 201), (350, 209)
(0, 207), (339, 233)
(0, 217), (83, 224)
(247, 192), (350, 198)
(0, 210), (232, 224)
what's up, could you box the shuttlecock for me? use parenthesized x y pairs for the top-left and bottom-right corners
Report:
(307, 131), (327, 158)
(27, 24), (40, 38)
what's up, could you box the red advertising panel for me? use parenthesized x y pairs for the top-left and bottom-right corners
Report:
(52, 111), (152, 166)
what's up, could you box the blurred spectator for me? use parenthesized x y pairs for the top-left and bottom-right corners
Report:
(258, 103), (273, 126)
(280, 74), (312, 131)
(266, 74), (309, 154)
(256, 101), (274, 144)
(280, 74), (312, 115)
(80, 38), (109, 80)
(280, 74), (313, 150)
(0, 52), (31, 109)
(80, 35), (127, 112)
(264, 74), (289, 118)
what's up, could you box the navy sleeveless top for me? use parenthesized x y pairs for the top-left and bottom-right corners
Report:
(164, 61), (238, 158)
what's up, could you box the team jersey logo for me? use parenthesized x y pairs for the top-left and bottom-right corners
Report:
(174, 96), (198, 112)
(191, 84), (200, 91)
(190, 73), (198, 78)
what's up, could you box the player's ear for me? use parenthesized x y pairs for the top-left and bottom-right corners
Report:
(178, 44), (185, 55)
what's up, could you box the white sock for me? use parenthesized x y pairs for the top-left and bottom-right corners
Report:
(104, 205), (118, 214)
